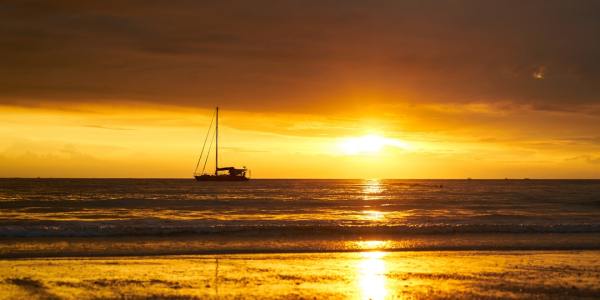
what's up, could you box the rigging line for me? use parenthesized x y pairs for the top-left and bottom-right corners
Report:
(194, 110), (216, 175)
(202, 124), (217, 175)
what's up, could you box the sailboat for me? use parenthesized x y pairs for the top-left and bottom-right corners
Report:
(193, 107), (249, 181)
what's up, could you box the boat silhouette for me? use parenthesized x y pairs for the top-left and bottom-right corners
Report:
(193, 107), (249, 181)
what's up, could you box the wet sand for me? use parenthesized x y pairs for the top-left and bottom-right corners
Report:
(1, 251), (599, 299)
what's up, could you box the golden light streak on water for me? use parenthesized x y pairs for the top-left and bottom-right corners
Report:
(354, 240), (391, 250)
(363, 179), (383, 194)
(362, 210), (385, 220)
(357, 251), (389, 300)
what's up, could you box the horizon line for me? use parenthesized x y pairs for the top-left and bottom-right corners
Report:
(1, 177), (600, 180)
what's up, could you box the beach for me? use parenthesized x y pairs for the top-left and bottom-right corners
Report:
(2, 251), (599, 299)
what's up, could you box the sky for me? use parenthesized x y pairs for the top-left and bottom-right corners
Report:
(1, 0), (600, 178)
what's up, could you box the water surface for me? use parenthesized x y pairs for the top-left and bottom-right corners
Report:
(1, 179), (599, 256)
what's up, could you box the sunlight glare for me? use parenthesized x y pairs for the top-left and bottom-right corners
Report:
(362, 179), (384, 200)
(356, 240), (390, 250)
(339, 134), (410, 155)
(358, 251), (388, 300)
(362, 210), (385, 220)
(363, 179), (383, 194)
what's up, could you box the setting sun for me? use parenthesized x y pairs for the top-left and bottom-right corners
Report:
(338, 134), (411, 155)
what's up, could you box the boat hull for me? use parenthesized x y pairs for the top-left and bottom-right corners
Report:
(194, 175), (249, 181)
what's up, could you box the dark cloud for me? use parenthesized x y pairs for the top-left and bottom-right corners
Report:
(1, 0), (599, 112)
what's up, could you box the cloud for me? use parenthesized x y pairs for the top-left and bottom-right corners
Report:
(83, 124), (133, 131)
(567, 155), (600, 165)
(0, 0), (599, 114)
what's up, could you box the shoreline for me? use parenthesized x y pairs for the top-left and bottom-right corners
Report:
(2, 232), (600, 259)
(1, 248), (600, 260)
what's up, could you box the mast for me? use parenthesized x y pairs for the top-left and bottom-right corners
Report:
(215, 106), (219, 175)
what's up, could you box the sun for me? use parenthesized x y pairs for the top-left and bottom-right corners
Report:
(338, 134), (410, 155)
(339, 135), (386, 155)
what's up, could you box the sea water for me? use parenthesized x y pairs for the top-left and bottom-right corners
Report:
(1, 179), (599, 256)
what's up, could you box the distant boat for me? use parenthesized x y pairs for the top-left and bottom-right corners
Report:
(193, 107), (249, 181)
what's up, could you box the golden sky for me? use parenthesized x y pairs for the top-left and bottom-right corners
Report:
(1, 1), (599, 178)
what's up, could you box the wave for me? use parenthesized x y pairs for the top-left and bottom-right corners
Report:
(2, 220), (600, 238)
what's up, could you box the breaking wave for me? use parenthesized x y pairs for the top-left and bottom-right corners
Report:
(2, 220), (600, 238)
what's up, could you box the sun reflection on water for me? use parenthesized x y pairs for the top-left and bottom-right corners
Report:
(362, 210), (385, 220)
(361, 180), (387, 222)
(363, 179), (383, 194)
(357, 251), (388, 300)
(354, 240), (391, 250)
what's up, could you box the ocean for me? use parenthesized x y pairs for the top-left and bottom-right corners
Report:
(2, 179), (600, 299)
(1, 178), (599, 257)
